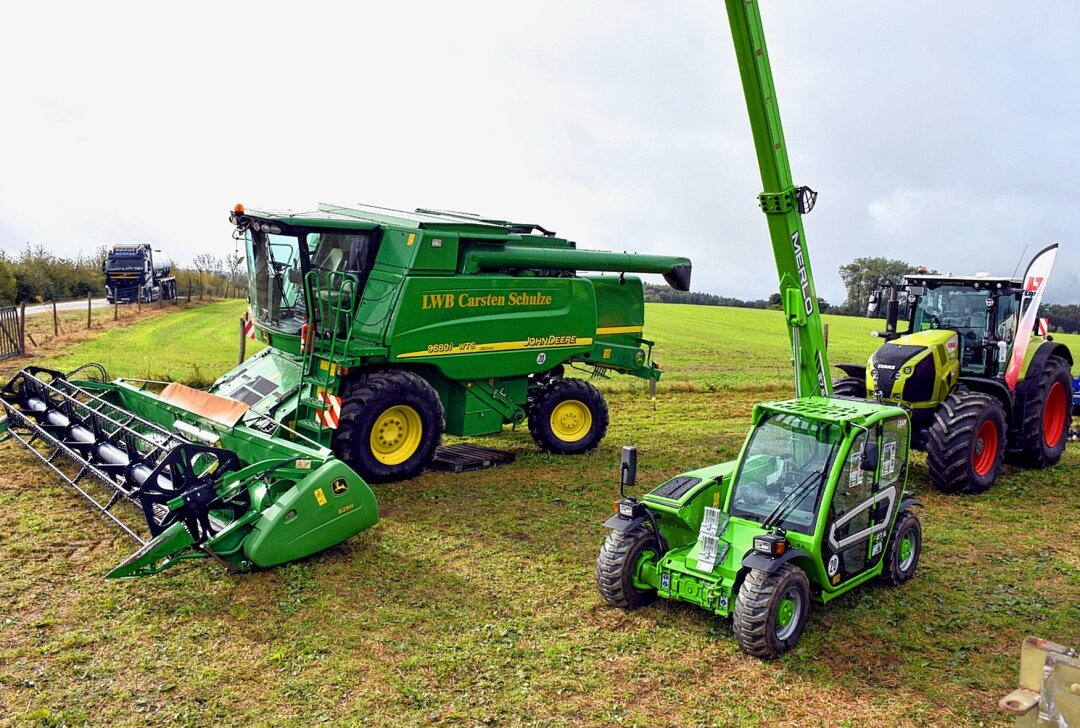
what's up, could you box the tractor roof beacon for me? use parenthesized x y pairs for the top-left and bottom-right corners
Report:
(0, 204), (690, 579)
(596, 0), (923, 659)
(833, 264), (1073, 495)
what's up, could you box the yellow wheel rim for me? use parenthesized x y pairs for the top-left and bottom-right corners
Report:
(549, 399), (592, 443)
(369, 405), (423, 465)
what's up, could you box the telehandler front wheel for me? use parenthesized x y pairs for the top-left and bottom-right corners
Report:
(596, 523), (659, 609)
(733, 563), (810, 659)
(332, 370), (444, 484)
(528, 379), (609, 454)
(878, 509), (921, 586)
(925, 392), (1006, 495)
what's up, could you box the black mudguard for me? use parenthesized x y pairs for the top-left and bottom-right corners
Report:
(741, 547), (811, 574)
(602, 513), (649, 532)
(899, 494), (923, 513)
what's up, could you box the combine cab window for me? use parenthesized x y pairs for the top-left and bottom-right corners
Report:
(729, 414), (842, 535)
(247, 230), (306, 334)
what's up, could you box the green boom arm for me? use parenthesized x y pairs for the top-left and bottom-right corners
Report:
(726, 0), (832, 397)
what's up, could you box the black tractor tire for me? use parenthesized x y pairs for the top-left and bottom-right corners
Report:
(332, 370), (445, 484)
(1016, 355), (1073, 469)
(596, 523), (659, 610)
(831, 376), (866, 398)
(733, 563), (811, 659)
(878, 509), (922, 586)
(528, 378), (609, 455)
(925, 392), (1007, 495)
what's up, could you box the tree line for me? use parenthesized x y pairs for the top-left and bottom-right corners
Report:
(0, 245), (247, 306)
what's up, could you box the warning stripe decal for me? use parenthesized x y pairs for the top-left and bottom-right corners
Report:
(316, 391), (342, 429)
(396, 337), (593, 359)
(596, 325), (643, 335)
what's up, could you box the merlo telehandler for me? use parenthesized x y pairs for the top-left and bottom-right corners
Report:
(597, 0), (923, 658)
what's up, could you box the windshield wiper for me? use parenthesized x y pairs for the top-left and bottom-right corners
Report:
(760, 466), (828, 530)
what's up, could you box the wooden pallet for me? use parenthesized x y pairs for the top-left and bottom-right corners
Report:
(431, 443), (516, 473)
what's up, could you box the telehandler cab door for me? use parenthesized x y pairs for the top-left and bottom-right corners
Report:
(822, 417), (907, 587)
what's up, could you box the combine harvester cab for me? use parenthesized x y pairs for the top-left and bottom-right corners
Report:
(0, 365), (377, 579)
(221, 202), (692, 483)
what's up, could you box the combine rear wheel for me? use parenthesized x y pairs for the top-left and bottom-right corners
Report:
(831, 376), (866, 398)
(1017, 355), (1072, 469)
(528, 378), (608, 454)
(925, 392), (1006, 494)
(596, 523), (659, 609)
(733, 563), (810, 659)
(332, 370), (444, 484)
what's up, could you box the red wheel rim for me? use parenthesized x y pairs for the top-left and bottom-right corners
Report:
(1043, 381), (1067, 449)
(972, 420), (999, 477)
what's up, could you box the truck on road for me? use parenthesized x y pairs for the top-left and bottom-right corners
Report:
(103, 243), (176, 304)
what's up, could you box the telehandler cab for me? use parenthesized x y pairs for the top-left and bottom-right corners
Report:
(598, 0), (923, 658)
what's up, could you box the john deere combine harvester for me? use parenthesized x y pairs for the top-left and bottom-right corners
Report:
(0, 206), (690, 578)
(598, 0), (923, 658)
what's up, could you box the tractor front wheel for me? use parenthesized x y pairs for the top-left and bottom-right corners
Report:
(925, 392), (1006, 494)
(1017, 355), (1073, 469)
(332, 370), (445, 484)
(831, 376), (866, 398)
(732, 563), (810, 659)
(528, 379), (609, 454)
(878, 509), (922, 586)
(596, 523), (659, 609)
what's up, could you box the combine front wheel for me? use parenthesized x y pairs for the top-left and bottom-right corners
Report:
(1017, 355), (1072, 469)
(528, 379), (609, 454)
(732, 564), (810, 659)
(925, 392), (1006, 494)
(333, 370), (444, 484)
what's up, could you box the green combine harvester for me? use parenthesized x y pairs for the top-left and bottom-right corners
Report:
(597, 0), (923, 658)
(0, 205), (690, 578)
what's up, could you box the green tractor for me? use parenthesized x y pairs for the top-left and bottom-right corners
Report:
(597, 0), (923, 658)
(832, 267), (1072, 494)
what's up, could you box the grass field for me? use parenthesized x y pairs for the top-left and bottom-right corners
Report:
(1, 301), (1078, 727)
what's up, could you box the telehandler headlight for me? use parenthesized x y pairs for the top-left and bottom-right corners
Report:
(753, 533), (788, 557)
(616, 499), (642, 519)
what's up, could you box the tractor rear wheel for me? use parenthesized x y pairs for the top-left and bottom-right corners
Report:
(596, 523), (659, 609)
(733, 563), (810, 659)
(332, 370), (444, 484)
(878, 509), (921, 586)
(925, 392), (1006, 494)
(831, 376), (866, 398)
(528, 378), (609, 454)
(1017, 355), (1072, 469)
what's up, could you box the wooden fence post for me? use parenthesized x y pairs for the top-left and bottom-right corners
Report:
(87, 291), (93, 329)
(137, 286), (142, 313)
(19, 302), (26, 355)
(52, 299), (58, 337)
(824, 323), (829, 350)
(114, 289), (119, 321)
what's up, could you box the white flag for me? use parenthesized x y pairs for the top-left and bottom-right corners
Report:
(1005, 244), (1058, 390)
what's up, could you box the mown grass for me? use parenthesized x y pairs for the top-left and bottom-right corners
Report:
(0, 301), (1077, 727)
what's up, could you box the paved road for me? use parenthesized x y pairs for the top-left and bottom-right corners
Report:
(22, 298), (110, 316)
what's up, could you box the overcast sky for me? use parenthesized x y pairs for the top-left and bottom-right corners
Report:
(2, 1), (1078, 305)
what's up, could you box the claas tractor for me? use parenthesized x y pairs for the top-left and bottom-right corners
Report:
(832, 265), (1073, 494)
(0, 203), (690, 578)
(598, 0), (923, 658)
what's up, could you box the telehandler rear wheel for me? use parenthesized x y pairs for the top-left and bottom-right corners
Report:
(596, 523), (659, 609)
(733, 563), (810, 659)
(878, 509), (921, 586)
(1017, 355), (1072, 469)
(925, 392), (1006, 494)
(528, 378), (609, 454)
(332, 370), (444, 484)
(831, 376), (866, 398)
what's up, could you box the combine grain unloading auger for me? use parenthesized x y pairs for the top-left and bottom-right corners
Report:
(0, 365), (377, 579)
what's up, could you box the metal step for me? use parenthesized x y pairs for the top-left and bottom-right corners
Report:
(430, 443), (515, 473)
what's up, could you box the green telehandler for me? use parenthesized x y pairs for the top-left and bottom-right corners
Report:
(0, 205), (690, 578)
(597, 0), (923, 658)
(832, 263), (1072, 494)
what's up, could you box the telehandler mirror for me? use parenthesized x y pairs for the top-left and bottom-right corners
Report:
(866, 291), (880, 318)
(859, 440), (879, 472)
(620, 446), (637, 489)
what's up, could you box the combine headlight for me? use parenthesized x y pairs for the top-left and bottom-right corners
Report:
(753, 532), (788, 557)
